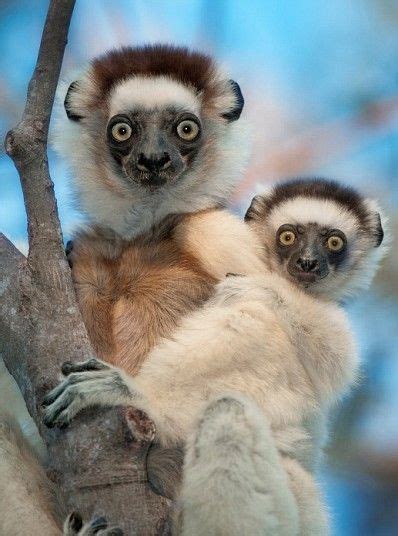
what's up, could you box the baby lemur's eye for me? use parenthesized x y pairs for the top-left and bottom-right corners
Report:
(111, 122), (133, 142)
(327, 235), (345, 252)
(279, 230), (296, 246)
(176, 120), (200, 141)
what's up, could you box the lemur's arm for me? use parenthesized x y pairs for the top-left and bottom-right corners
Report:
(42, 289), (275, 442)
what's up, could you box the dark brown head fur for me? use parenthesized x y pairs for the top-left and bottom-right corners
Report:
(245, 177), (383, 244)
(92, 45), (215, 101)
(65, 44), (244, 122)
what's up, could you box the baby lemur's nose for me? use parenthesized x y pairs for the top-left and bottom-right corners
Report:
(137, 152), (171, 172)
(296, 257), (319, 272)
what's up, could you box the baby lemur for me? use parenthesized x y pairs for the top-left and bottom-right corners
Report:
(44, 178), (387, 535)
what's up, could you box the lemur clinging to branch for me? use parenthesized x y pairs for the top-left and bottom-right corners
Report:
(52, 44), (268, 498)
(44, 178), (388, 535)
(2, 44), (261, 535)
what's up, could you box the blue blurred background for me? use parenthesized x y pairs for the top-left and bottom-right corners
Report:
(1, 1), (397, 534)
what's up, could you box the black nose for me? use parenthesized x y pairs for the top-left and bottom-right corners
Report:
(137, 153), (171, 172)
(296, 257), (319, 272)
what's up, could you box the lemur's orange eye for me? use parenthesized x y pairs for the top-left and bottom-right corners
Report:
(327, 235), (344, 252)
(279, 230), (296, 246)
(176, 120), (200, 141)
(111, 122), (132, 142)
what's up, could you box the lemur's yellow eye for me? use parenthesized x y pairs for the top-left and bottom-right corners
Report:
(176, 120), (200, 141)
(111, 122), (132, 142)
(327, 236), (344, 252)
(279, 230), (296, 246)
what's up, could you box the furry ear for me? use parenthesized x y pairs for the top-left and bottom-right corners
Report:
(64, 81), (84, 121)
(221, 80), (244, 122)
(244, 194), (266, 222)
(374, 212), (384, 247)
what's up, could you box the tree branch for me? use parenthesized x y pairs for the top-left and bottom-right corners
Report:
(5, 0), (74, 275)
(1, 1), (170, 532)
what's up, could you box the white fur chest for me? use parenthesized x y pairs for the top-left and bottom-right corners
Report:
(213, 273), (359, 407)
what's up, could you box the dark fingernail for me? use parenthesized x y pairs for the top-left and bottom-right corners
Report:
(58, 421), (69, 430)
(62, 361), (74, 375)
(42, 394), (54, 407)
(43, 416), (54, 428)
(68, 511), (83, 531)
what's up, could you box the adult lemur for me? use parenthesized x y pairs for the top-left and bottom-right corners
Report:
(1, 44), (264, 535)
(44, 178), (388, 535)
(51, 43), (267, 501)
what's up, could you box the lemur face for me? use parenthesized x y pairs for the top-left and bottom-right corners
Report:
(245, 179), (387, 301)
(106, 106), (202, 191)
(58, 45), (245, 201)
(275, 222), (347, 285)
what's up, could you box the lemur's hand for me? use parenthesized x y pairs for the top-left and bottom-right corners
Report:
(64, 511), (123, 535)
(42, 358), (133, 428)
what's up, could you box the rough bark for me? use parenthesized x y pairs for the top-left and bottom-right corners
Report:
(1, 1), (170, 533)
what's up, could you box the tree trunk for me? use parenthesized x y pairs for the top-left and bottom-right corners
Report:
(0, 1), (170, 533)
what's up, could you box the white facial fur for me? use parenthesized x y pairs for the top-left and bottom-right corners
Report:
(109, 76), (201, 116)
(268, 197), (359, 241)
(51, 64), (249, 240)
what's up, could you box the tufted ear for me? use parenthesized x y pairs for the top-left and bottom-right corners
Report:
(244, 194), (266, 222)
(64, 81), (84, 122)
(374, 212), (384, 247)
(221, 80), (244, 122)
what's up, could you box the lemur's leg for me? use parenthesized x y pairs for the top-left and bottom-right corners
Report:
(63, 512), (123, 535)
(0, 413), (60, 536)
(281, 457), (329, 536)
(176, 394), (300, 536)
(42, 300), (299, 446)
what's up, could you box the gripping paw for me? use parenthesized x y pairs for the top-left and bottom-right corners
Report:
(63, 511), (124, 535)
(42, 358), (132, 429)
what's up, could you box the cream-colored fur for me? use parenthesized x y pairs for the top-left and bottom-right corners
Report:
(263, 195), (388, 301)
(127, 271), (357, 449)
(2, 45), (256, 533)
(173, 208), (265, 279)
(109, 76), (201, 116)
(51, 69), (250, 239)
(177, 393), (329, 536)
(0, 413), (60, 536)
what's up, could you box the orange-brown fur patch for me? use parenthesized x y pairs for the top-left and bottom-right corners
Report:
(70, 212), (217, 375)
